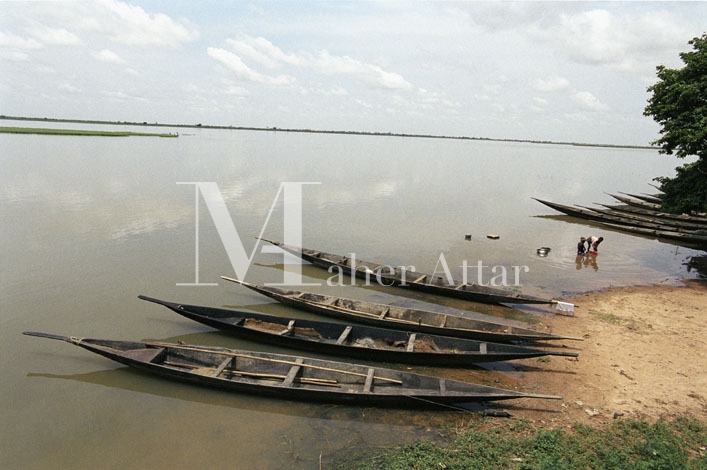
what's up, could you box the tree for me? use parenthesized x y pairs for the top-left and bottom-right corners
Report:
(644, 33), (707, 214)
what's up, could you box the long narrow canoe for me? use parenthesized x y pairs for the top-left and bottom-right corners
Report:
(534, 198), (707, 245)
(139, 296), (578, 365)
(23, 332), (562, 406)
(608, 193), (663, 210)
(600, 223), (707, 244)
(258, 239), (562, 306)
(600, 203), (707, 226)
(618, 191), (663, 204)
(222, 279), (582, 343)
(535, 198), (706, 234)
(592, 205), (707, 231)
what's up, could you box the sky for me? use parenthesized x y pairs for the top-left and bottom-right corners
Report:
(1, 1), (706, 146)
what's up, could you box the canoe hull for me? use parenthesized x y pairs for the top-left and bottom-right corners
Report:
(260, 239), (556, 305)
(139, 296), (577, 365)
(222, 280), (581, 343)
(23, 332), (562, 406)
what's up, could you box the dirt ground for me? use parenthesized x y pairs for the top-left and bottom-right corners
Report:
(505, 280), (706, 428)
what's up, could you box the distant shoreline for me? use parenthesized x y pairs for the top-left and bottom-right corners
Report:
(0, 115), (655, 150)
(0, 125), (177, 138)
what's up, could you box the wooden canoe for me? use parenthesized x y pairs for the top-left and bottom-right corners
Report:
(222, 279), (582, 343)
(600, 203), (707, 226)
(139, 295), (578, 365)
(257, 239), (561, 306)
(22, 332), (562, 406)
(618, 191), (664, 204)
(535, 198), (706, 234)
(591, 205), (707, 231)
(607, 193), (663, 210)
(534, 198), (707, 245)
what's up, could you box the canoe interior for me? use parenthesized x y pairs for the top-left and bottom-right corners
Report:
(259, 239), (556, 305)
(240, 283), (566, 341)
(78, 338), (558, 402)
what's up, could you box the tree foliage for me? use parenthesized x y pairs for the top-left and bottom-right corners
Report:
(644, 34), (707, 214)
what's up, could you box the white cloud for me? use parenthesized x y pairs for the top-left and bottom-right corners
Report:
(58, 83), (80, 94)
(533, 77), (570, 92)
(573, 91), (609, 111)
(28, 25), (81, 46)
(207, 47), (295, 86)
(536, 8), (692, 73)
(311, 50), (413, 91)
(0, 31), (42, 50)
(89, 0), (199, 48)
(0, 50), (30, 61)
(533, 97), (548, 107)
(226, 36), (302, 68)
(93, 49), (125, 64)
(213, 35), (414, 92)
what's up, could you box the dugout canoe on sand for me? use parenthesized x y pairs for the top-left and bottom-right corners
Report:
(139, 295), (578, 365)
(222, 278), (582, 344)
(23, 332), (562, 406)
(257, 239), (566, 306)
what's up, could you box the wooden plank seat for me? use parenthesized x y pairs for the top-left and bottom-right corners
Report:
(406, 333), (416, 352)
(282, 358), (304, 387)
(211, 357), (233, 377)
(336, 326), (352, 345)
(363, 368), (375, 393)
(278, 320), (295, 336)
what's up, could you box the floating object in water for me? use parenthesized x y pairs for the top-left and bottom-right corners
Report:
(536, 247), (551, 256)
(486, 234), (500, 240)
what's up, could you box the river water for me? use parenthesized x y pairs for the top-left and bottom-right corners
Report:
(1, 121), (703, 468)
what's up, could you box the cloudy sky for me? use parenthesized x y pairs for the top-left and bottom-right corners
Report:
(1, 1), (705, 145)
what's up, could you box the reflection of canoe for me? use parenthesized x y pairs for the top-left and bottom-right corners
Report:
(139, 296), (578, 365)
(23, 332), (562, 406)
(222, 279), (582, 343)
(258, 239), (560, 305)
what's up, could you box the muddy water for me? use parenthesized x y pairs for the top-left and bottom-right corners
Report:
(1, 123), (701, 468)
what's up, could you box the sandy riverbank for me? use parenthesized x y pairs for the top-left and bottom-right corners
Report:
(504, 280), (706, 428)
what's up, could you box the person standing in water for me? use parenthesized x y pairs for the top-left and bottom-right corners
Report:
(588, 236), (604, 254)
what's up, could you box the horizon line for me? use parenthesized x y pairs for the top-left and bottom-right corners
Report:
(0, 114), (655, 150)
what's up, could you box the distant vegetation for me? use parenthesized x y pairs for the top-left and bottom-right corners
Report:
(0, 115), (652, 150)
(0, 126), (177, 138)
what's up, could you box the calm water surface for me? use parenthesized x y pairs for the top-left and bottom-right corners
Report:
(1, 122), (703, 468)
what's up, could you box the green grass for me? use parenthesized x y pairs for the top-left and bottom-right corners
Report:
(336, 415), (706, 469)
(587, 309), (651, 332)
(0, 126), (177, 137)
